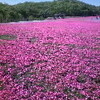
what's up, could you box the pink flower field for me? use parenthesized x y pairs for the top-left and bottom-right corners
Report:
(0, 17), (100, 100)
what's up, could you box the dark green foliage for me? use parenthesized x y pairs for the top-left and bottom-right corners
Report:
(0, 85), (4, 90)
(28, 37), (38, 43)
(23, 80), (33, 89)
(0, 81), (3, 85)
(11, 72), (21, 80)
(93, 76), (100, 84)
(63, 87), (72, 94)
(0, 34), (17, 40)
(76, 74), (87, 83)
(0, 62), (7, 66)
(0, 0), (100, 23)
(73, 90), (86, 99)
(0, 81), (4, 91)
(63, 87), (86, 99)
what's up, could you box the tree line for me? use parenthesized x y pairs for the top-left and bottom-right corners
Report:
(0, 0), (100, 23)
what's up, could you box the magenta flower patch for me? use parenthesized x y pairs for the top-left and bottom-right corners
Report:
(0, 17), (100, 100)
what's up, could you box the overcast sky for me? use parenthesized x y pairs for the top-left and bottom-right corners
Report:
(0, 0), (99, 6)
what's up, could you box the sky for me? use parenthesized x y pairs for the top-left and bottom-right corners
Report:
(0, 0), (99, 6)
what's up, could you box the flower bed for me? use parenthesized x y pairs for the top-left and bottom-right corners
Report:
(0, 17), (100, 100)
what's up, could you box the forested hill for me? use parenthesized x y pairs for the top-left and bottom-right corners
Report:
(0, 0), (100, 23)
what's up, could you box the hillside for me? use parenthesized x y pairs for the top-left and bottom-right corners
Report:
(0, 0), (100, 23)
